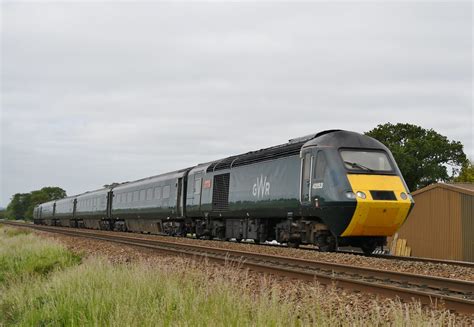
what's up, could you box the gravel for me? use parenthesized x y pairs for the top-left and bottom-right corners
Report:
(56, 228), (473, 282)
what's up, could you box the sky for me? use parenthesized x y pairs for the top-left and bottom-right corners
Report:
(1, 1), (472, 207)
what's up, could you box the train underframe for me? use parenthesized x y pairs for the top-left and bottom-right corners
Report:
(37, 215), (386, 255)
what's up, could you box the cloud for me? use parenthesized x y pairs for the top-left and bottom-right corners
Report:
(1, 2), (472, 206)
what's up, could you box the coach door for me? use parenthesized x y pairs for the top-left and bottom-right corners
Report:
(300, 151), (313, 204)
(193, 174), (203, 211)
(177, 178), (184, 217)
(106, 192), (113, 218)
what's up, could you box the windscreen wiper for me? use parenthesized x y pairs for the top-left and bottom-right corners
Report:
(344, 161), (374, 172)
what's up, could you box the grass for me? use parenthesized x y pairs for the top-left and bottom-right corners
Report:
(0, 226), (81, 286)
(0, 227), (465, 326)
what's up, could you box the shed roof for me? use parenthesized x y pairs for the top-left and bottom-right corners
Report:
(412, 183), (474, 196)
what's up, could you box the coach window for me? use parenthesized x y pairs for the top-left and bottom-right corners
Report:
(133, 191), (139, 202)
(163, 185), (170, 199)
(146, 188), (153, 201)
(127, 192), (132, 203)
(313, 152), (327, 181)
(154, 187), (162, 200)
(140, 189), (146, 201)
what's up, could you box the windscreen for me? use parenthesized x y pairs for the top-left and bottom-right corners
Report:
(340, 150), (392, 172)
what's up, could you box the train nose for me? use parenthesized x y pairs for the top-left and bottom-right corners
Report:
(341, 175), (413, 237)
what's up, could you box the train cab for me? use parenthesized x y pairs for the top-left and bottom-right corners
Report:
(300, 130), (414, 253)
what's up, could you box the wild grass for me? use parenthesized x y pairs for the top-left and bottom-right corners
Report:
(0, 227), (80, 286)
(1, 226), (31, 237)
(0, 227), (464, 326)
(2, 257), (463, 326)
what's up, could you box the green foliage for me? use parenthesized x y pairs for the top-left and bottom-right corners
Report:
(453, 160), (474, 183)
(5, 193), (31, 220)
(6, 187), (66, 220)
(366, 123), (467, 191)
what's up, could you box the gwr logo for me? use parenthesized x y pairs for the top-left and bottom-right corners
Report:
(252, 175), (270, 198)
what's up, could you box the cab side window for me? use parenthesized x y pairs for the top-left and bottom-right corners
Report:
(313, 152), (327, 181)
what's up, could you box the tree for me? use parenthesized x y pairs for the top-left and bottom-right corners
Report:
(366, 123), (467, 191)
(453, 160), (474, 183)
(6, 186), (67, 220)
(6, 193), (32, 220)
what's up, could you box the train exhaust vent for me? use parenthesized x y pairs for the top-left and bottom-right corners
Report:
(370, 191), (397, 201)
(212, 173), (230, 212)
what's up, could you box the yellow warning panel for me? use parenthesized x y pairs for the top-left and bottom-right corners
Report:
(341, 175), (412, 237)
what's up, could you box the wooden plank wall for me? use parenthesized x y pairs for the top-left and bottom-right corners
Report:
(396, 187), (463, 260)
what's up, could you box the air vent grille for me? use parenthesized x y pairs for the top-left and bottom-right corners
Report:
(212, 173), (230, 212)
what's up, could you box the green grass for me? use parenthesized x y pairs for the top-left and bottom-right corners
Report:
(1, 226), (31, 237)
(0, 227), (80, 286)
(0, 227), (463, 326)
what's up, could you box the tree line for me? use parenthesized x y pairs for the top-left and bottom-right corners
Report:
(3, 187), (66, 220)
(1, 123), (473, 220)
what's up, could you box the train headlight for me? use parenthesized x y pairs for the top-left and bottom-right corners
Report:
(356, 191), (366, 199)
(400, 192), (408, 200)
(345, 191), (356, 199)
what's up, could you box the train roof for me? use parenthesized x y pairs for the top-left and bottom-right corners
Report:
(302, 130), (388, 150)
(205, 130), (342, 173)
(74, 187), (110, 199)
(112, 167), (192, 191)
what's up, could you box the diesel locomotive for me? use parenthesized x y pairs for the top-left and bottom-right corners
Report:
(33, 130), (414, 254)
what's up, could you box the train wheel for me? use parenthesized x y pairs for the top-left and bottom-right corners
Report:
(361, 242), (377, 255)
(316, 234), (336, 252)
(288, 241), (300, 248)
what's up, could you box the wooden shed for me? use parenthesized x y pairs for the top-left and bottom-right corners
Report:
(395, 183), (474, 262)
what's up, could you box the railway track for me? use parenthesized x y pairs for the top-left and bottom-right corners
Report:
(2, 221), (474, 314)
(237, 241), (474, 269)
(338, 250), (474, 269)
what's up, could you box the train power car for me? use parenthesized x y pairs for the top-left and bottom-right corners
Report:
(34, 130), (414, 254)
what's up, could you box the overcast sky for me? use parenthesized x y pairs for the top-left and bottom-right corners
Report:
(1, 2), (472, 207)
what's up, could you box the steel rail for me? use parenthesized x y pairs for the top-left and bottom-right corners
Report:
(3, 221), (473, 314)
(338, 250), (474, 268)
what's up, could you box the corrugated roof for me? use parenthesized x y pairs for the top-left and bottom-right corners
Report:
(412, 183), (474, 196)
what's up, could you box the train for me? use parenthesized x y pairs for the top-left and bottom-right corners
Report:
(33, 130), (414, 254)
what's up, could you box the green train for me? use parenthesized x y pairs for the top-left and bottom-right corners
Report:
(34, 130), (414, 254)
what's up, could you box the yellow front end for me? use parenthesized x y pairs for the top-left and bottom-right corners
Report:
(341, 175), (413, 237)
